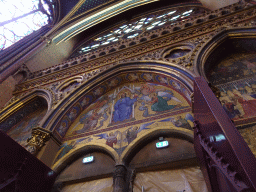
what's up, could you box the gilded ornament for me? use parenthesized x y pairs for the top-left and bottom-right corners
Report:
(26, 127), (51, 155)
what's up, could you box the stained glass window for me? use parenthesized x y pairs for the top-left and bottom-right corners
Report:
(71, 6), (206, 58)
(0, 0), (53, 50)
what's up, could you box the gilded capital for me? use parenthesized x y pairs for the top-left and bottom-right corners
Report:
(26, 127), (51, 155)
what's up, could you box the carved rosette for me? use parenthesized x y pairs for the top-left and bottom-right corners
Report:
(26, 127), (51, 155)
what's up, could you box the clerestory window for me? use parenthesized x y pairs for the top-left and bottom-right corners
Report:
(0, 0), (54, 50)
(70, 6), (206, 58)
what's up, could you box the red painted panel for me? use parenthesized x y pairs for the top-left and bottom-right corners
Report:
(194, 77), (256, 192)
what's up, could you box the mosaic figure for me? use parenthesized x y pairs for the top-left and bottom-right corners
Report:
(208, 54), (256, 85)
(58, 121), (68, 136)
(149, 92), (181, 112)
(124, 122), (154, 144)
(160, 113), (194, 130)
(81, 97), (90, 108)
(7, 109), (46, 146)
(66, 82), (190, 137)
(54, 137), (92, 163)
(72, 96), (110, 134)
(96, 131), (120, 148)
(113, 92), (138, 123)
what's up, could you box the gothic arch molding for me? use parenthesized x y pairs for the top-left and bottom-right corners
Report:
(120, 127), (194, 164)
(55, 76), (83, 92)
(194, 28), (256, 80)
(52, 143), (119, 174)
(0, 89), (53, 123)
(42, 62), (194, 140)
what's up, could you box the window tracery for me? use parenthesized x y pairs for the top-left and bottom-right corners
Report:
(71, 6), (206, 58)
(0, 0), (54, 50)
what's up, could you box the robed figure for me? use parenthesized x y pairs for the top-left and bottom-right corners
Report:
(113, 92), (137, 122)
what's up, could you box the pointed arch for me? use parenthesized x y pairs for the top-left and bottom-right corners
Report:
(55, 75), (83, 92)
(0, 89), (52, 123)
(194, 28), (256, 79)
(42, 61), (194, 140)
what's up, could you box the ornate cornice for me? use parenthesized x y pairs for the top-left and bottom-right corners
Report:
(14, 3), (256, 95)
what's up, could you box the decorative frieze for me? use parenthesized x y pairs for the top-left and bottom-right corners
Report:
(12, 3), (256, 95)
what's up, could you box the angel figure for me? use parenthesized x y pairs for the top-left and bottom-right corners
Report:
(96, 131), (120, 148)
(149, 92), (182, 112)
(54, 137), (92, 163)
(159, 113), (194, 130)
(124, 122), (155, 144)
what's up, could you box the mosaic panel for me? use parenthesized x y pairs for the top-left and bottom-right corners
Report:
(238, 124), (256, 157)
(52, 78), (193, 164)
(207, 53), (256, 125)
(7, 107), (47, 148)
(208, 53), (256, 85)
(53, 72), (192, 138)
(53, 109), (193, 163)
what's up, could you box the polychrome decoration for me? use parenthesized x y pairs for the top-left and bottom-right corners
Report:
(208, 53), (256, 125)
(6, 108), (47, 148)
(66, 82), (190, 137)
(53, 73), (193, 164)
(208, 53), (256, 85)
(54, 72), (192, 138)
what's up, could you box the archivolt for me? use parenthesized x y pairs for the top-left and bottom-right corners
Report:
(0, 89), (52, 123)
(194, 28), (256, 79)
(43, 61), (195, 135)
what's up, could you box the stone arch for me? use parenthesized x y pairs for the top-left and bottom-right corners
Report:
(162, 43), (194, 59)
(52, 143), (119, 174)
(120, 126), (194, 164)
(0, 89), (52, 121)
(43, 61), (195, 139)
(194, 28), (256, 80)
(56, 76), (83, 93)
(0, 91), (50, 148)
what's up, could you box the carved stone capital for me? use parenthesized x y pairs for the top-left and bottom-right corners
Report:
(113, 165), (127, 179)
(26, 127), (51, 155)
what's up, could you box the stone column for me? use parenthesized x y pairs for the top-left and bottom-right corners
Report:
(113, 165), (127, 192)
